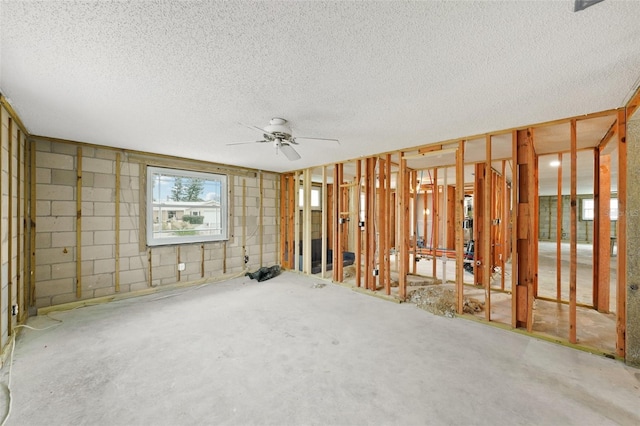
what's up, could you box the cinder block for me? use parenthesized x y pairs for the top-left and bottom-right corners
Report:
(83, 244), (114, 260)
(36, 184), (74, 201)
(83, 157), (114, 174)
(121, 269), (147, 285)
(120, 162), (139, 177)
(83, 216), (114, 231)
(93, 202), (115, 217)
(36, 247), (74, 265)
(119, 216), (139, 230)
(82, 201), (94, 215)
(83, 187), (114, 202)
(37, 278), (74, 297)
(36, 200), (51, 216)
(51, 262), (76, 279)
(94, 258), (115, 274)
(154, 264), (176, 280)
(84, 273), (113, 289)
(92, 173), (116, 189)
(129, 282), (149, 292)
(94, 230), (116, 245)
(52, 169), (78, 186)
(37, 152), (74, 170)
(95, 149), (117, 161)
(51, 292), (78, 306)
(51, 143), (80, 156)
(35, 265), (51, 281)
(35, 232), (52, 249)
(51, 201), (76, 216)
(35, 140), (51, 152)
(120, 242), (141, 259)
(94, 287), (116, 298)
(50, 231), (75, 248)
(120, 176), (140, 189)
(81, 231), (94, 246)
(36, 168), (51, 184)
(160, 251), (177, 266)
(81, 260), (94, 276)
(35, 296), (52, 309)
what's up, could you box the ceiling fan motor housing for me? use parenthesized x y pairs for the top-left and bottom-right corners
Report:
(264, 117), (292, 140)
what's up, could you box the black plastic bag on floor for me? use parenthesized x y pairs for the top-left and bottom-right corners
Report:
(246, 265), (281, 282)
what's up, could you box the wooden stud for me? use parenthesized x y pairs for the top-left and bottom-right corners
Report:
(223, 241), (227, 274)
(596, 154), (611, 312)
(432, 168), (438, 278)
(303, 169), (312, 274)
(293, 173), (300, 272)
(514, 129), (536, 331)
(30, 139), (36, 306)
(22, 134), (30, 322)
(556, 153), (563, 301)
(333, 166), (340, 282)
(456, 141), (465, 314)
(398, 153), (408, 300)
(500, 160), (507, 291)
(484, 135), (492, 321)
(17, 130), (23, 321)
(364, 158), (372, 290)
(474, 163), (484, 287)
(279, 174), (287, 267)
(385, 154), (392, 292)
(177, 246), (181, 281)
(115, 153), (121, 292)
(148, 248), (153, 286)
(242, 178), (247, 270)
(569, 119), (577, 344)
(288, 174), (295, 269)
(379, 157), (388, 294)
(7, 118), (13, 333)
(259, 172), (264, 267)
(511, 131), (519, 328)
(616, 108), (627, 357)
(76, 146), (82, 298)
(412, 170), (418, 276)
(367, 159), (376, 290)
(321, 166), (328, 278)
(201, 243), (205, 278)
(355, 160), (361, 287)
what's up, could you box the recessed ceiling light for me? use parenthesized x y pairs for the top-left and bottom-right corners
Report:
(550, 160), (561, 167)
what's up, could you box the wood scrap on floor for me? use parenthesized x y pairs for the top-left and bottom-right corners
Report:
(408, 286), (484, 318)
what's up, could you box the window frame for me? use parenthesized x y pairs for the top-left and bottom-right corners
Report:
(147, 166), (228, 246)
(581, 198), (618, 221)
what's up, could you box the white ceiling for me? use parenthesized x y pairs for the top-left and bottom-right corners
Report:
(1, 1), (639, 174)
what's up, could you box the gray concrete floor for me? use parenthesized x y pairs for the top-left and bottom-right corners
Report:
(2, 272), (639, 425)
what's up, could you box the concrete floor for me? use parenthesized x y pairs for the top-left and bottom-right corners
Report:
(2, 272), (639, 425)
(383, 241), (619, 354)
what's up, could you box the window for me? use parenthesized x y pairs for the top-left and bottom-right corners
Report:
(147, 166), (228, 246)
(581, 198), (618, 221)
(299, 187), (322, 210)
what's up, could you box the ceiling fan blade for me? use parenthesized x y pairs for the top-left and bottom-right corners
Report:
(293, 136), (340, 145)
(226, 140), (268, 146)
(239, 122), (273, 136)
(280, 143), (301, 161)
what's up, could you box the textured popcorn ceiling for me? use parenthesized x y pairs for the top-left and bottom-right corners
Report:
(1, 1), (639, 173)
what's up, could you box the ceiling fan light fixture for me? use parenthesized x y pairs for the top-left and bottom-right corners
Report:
(264, 117), (292, 138)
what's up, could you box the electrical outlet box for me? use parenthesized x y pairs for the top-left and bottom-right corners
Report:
(11, 305), (18, 316)
(177, 263), (186, 271)
(372, 269), (379, 276)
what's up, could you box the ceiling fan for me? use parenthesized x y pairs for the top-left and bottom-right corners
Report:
(227, 117), (339, 161)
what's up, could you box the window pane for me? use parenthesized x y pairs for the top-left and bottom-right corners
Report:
(148, 166), (227, 245)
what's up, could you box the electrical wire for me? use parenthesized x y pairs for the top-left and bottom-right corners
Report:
(0, 318), (63, 426)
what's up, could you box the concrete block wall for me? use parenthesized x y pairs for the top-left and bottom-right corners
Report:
(538, 195), (615, 243)
(1, 104), (28, 350)
(34, 140), (279, 308)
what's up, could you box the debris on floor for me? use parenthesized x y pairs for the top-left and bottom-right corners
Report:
(245, 265), (281, 282)
(343, 265), (356, 278)
(312, 283), (326, 289)
(407, 286), (484, 318)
